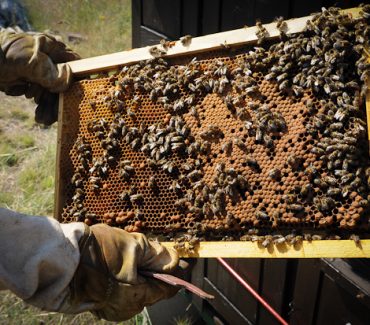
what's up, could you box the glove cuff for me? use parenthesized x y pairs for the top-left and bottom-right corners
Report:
(69, 225), (113, 311)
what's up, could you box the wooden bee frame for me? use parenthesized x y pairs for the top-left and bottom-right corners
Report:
(56, 7), (370, 258)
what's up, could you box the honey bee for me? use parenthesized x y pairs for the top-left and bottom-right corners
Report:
(255, 128), (263, 142)
(169, 180), (182, 195)
(276, 72), (288, 82)
(255, 210), (269, 220)
(148, 176), (157, 190)
(273, 235), (286, 245)
(89, 100), (97, 110)
(149, 45), (166, 57)
(290, 235), (303, 246)
(199, 140), (211, 154)
(322, 176), (337, 186)
(130, 193), (144, 205)
(265, 72), (276, 81)
(179, 34), (192, 46)
(341, 173), (354, 184)
(187, 169), (203, 182)
(311, 234), (323, 241)
(72, 188), (85, 202)
(300, 183), (313, 197)
(175, 198), (188, 209)
(268, 168), (281, 180)
(278, 80), (289, 91)
(220, 40), (231, 50)
(350, 234), (361, 245)
(263, 134), (273, 148)
(245, 85), (259, 95)
(221, 140), (233, 155)
(262, 235), (273, 248)
(282, 194), (296, 204)
(329, 122), (343, 131)
(200, 125), (224, 140)
(174, 238), (186, 250)
(292, 85), (304, 96)
(246, 156), (259, 170)
(119, 191), (130, 202)
(223, 94), (236, 113)
(248, 102), (259, 110)
(162, 160), (177, 174)
(319, 196), (335, 212)
(289, 204), (304, 212)
(255, 19), (269, 44)
(71, 173), (83, 186)
(233, 137), (248, 151)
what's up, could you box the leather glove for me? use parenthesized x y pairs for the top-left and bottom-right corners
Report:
(69, 224), (188, 321)
(0, 29), (80, 125)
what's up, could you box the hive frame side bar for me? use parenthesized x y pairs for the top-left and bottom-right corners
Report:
(54, 94), (65, 219)
(65, 8), (361, 76)
(366, 52), (370, 156)
(161, 240), (370, 258)
(367, 81), (370, 156)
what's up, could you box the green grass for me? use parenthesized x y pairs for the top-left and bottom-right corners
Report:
(23, 0), (132, 58)
(16, 141), (56, 215)
(10, 108), (30, 121)
(0, 1), (139, 324)
(0, 98), (57, 213)
(173, 316), (194, 325)
(0, 291), (136, 325)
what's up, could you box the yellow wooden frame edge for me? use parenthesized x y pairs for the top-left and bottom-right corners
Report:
(162, 240), (370, 258)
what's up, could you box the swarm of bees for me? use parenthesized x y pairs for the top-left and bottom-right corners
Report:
(62, 5), (370, 248)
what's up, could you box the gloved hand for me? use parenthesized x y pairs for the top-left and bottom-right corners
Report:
(69, 224), (188, 321)
(0, 29), (80, 125)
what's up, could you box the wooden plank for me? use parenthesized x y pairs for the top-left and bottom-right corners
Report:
(290, 260), (321, 325)
(258, 260), (289, 325)
(220, 0), (255, 31)
(139, 25), (169, 46)
(66, 7), (362, 75)
(320, 259), (370, 309)
(290, 0), (323, 18)
(203, 278), (253, 324)
(226, 259), (261, 323)
(189, 258), (206, 311)
(254, 0), (290, 23)
(201, 0), (221, 35)
(182, 0), (200, 36)
(161, 240), (370, 258)
(315, 273), (370, 325)
(131, 0), (142, 48)
(205, 259), (258, 323)
(142, 0), (181, 40)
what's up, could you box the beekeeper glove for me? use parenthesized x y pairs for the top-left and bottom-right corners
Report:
(69, 224), (186, 321)
(0, 29), (80, 125)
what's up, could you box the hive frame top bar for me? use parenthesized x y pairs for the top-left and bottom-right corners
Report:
(66, 8), (361, 76)
(57, 7), (370, 258)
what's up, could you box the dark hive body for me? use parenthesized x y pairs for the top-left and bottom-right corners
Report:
(60, 6), (370, 242)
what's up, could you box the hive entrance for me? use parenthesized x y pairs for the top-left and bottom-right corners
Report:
(58, 7), (370, 242)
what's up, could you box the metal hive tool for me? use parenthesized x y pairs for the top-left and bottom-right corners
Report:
(57, 6), (370, 246)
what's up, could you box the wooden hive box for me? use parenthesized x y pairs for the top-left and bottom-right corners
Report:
(55, 7), (370, 258)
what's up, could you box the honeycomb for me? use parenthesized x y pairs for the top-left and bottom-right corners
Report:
(58, 7), (370, 242)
